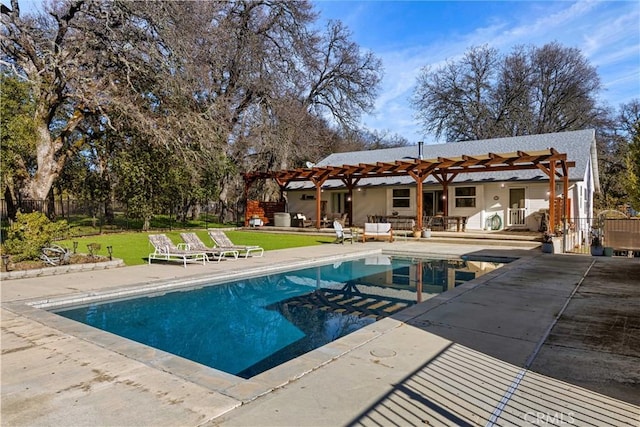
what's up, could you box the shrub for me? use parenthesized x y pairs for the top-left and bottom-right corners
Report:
(2, 212), (69, 261)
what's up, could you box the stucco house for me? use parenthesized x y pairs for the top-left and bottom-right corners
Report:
(284, 129), (600, 232)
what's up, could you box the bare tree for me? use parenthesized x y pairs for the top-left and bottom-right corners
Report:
(301, 20), (382, 130)
(412, 42), (603, 142)
(529, 42), (602, 134)
(413, 45), (499, 141)
(1, 0), (90, 202)
(2, 0), (383, 221)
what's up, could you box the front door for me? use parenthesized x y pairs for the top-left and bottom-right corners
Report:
(331, 193), (350, 219)
(423, 191), (444, 216)
(508, 188), (526, 226)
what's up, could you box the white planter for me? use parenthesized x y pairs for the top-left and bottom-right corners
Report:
(541, 237), (563, 254)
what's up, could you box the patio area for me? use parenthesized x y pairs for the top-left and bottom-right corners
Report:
(1, 240), (638, 425)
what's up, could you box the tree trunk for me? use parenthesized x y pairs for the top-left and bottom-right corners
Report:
(104, 198), (114, 224)
(25, 123), (61, 201)
(46, 187), (56, 219)
(4, 185), (17, 221)
(24, 111), (84, 201)
(190, 204), (201, 221)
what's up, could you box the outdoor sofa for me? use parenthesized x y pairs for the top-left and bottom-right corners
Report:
(362, 222), (393, 242)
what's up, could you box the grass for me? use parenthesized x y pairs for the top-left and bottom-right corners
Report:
(58, 230), (335, 266)
(63, 214), (233, 237)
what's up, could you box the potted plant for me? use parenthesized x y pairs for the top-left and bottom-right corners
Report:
(541, 232), (555, 253)
(412, 225), (422, 238)
(422, 227), (431, 238)
(590, 228), (604, 256)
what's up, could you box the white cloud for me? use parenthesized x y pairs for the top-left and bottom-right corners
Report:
(349, 1), (639, 140)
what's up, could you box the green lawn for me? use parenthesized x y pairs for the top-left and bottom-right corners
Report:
(59, 230), (335, 266)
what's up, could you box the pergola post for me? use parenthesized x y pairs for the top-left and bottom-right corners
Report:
(442, 181), (449, 216)
(316, 184), (322, 228)
(408, 168), (434, 229)
(562, 164), (570, 221)
(549, 160), (556, 232)
(416, 179), (423, 227)
(433, 172), (458, 218)
(341, 177), (360, 227)
(311, 174), (330, 229)
(274, 177), (288, 202)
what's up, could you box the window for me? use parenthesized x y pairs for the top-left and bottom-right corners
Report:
(392, 188), (411, 208)
(455, 187), (476, 208)
(392, 265), (411, 286)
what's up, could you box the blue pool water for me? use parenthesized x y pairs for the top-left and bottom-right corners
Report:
(55, 255), (507, 378)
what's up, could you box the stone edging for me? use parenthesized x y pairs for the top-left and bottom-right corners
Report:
(0, 259), (125, 280)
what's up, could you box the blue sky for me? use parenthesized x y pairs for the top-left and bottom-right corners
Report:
(313, 0), (640, 143)
(14, 0), (639, 143)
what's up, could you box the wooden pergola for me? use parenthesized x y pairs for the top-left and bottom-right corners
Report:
(243, 148), (574, 232)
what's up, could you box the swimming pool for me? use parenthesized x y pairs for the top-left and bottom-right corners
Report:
(54, 255), (506, 378)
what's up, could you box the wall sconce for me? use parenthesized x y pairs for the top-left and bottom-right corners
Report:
(107, 246), (113, 261)
(442, 195), (447, 200)
(357, 187), (361, 192)
(346, 196), (352, 202)
(500, 183), (505, 188)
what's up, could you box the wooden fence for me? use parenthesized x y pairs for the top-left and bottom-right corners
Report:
(603, 219), (640, 251)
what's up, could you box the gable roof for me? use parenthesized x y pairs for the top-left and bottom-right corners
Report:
(303, 129), (597, 189)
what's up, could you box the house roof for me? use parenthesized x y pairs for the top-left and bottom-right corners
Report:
(293, 129), (597, 189)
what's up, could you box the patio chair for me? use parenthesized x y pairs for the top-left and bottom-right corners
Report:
(333, 220), (355, 244)
(179, 232), (239, 262)
(148, 234), (207, 267)
(40, 244), (71, 266)
(207, 229), (264, 258)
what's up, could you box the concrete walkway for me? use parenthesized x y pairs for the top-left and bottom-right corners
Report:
(1, 240), (638, 426)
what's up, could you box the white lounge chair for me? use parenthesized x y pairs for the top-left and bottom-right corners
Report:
(148, 234), (207, 267)
(207, 229), (264, 258)
(179, 232), (239, 262)
(333, 221), (355, 244)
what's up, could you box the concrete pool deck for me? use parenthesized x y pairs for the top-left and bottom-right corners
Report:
(1, 240), (638, 426)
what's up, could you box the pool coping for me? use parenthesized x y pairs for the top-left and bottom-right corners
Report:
(3, 247), (512, 405)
